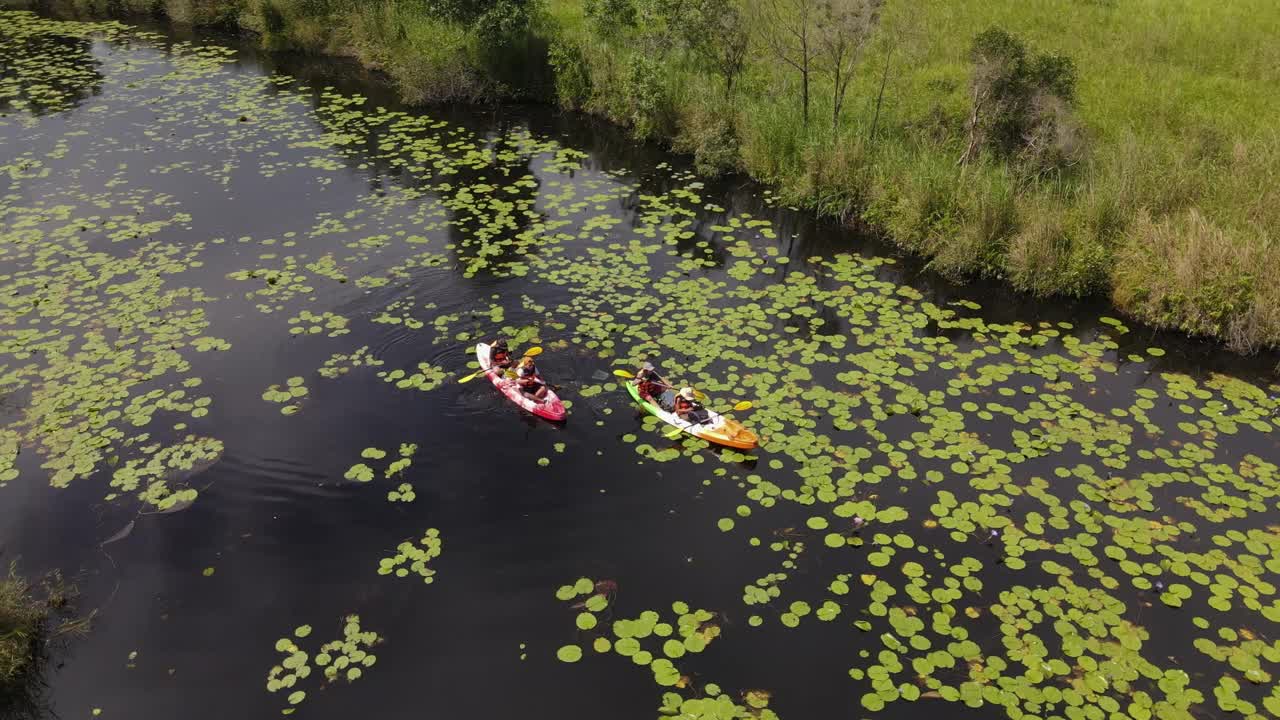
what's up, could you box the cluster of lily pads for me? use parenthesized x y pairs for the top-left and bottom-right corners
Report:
(262, 377), (309, 415)
(4, 12), (1280, 720)
(376, 528), (442, 583)
(554, 577), (779, 719)
(265, 616), (381, 715)
(286, 310), (350, 338)
(372, 298), (434, 329)
(317, 346), (384, 379)
(376, 362), (448, 392)
(343, 443), (416, 483)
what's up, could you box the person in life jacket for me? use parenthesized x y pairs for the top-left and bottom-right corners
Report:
(490, 339), (513, 369)
(515, 356), (548, 401)
(674, 387), (708, 424)
(635, 362), (668, 401)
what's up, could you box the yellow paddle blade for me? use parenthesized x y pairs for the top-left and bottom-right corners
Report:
(693, 389), (708, 401)
(458, 368), (484, 383)
(523, 346), (542, 357)
(664, 426), (684, 439)
(733, 400), (753, 412)
(612, 369), (636, 379)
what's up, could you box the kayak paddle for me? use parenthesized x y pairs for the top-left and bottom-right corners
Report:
(617, 368), (710, 400)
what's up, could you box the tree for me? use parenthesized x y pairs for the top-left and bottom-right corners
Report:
(756, 0), (819, 125)
(584, 0), (638, 39)
(959, 26), (1081, 172)
(636, 0), (695, 54)
(867, 1), (922, 140)
(816, 0), (880, 133)
(421, 0), (538, 46)
(688, 0), (749, 95)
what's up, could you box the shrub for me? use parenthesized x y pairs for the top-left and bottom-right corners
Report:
(685, 0), (747, 94)
(583, 0), (635, 38)
(960, 26), (1084, 177)
(622, 53), (666, 139)
(672, 101), (740, 176)
(547, 38), (591, 109)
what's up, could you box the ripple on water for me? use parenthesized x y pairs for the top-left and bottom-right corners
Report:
(214, 452), (338, 506)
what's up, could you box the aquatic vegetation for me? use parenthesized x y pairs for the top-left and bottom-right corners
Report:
(2, 13), (1278, 719)
(376, 529), (442, 583)
(377, 363), (448, 392)
(372, 298), (433, 329)
(386, 483), (415, 502)
(0, 431), (19, 487)
(0, 568), (45, 687)
(107, 435), (222, 510)
(343, 444), (416, 483)
(265, 616), (381, 715)
(555, 578), (780, 718)
(1, 564), (86, 714)
(317, 347), (384, 379)
(287, 310), (349, 338)
(262, 377), (308, 415)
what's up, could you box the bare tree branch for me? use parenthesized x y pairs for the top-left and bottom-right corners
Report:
(816, 0), (881, 134)
(754, 0), (818, 124)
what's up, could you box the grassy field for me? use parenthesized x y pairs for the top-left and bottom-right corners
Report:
(548, 0), (1280, 351)
(24, 0), (1280, 351)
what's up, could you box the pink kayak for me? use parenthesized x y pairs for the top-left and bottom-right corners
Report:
(475, 343), (566, 421)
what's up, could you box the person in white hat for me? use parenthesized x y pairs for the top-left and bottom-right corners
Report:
(635, 361), (673, 409)
(674, 386), (708, 423)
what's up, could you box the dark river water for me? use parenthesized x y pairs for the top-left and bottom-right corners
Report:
(2, 10), (1279, 720)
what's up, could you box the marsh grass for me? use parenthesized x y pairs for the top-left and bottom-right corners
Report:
(0, 564), (89, 715)
(0, 568), (43, 687)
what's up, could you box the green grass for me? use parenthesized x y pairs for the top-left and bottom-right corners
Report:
(25, 0), (1280, 350)
(544, 0), (1280, 351)
(0, 564), (84, 712)
(0, 567), (44, 690)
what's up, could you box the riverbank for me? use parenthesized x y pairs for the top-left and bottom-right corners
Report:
(0, 564), (86, 712)
(0, 571), (42, 684)
(19, 0), (1280, 353)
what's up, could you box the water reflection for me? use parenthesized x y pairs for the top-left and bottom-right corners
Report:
(0, 30), (102, 116)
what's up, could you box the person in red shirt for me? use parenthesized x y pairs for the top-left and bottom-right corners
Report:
(635, 362), (667, 400)
(674, 387), (708, 423)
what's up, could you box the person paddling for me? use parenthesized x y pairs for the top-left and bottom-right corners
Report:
(635, 361), (675, 410)
(489, 339), (513, 370)
(635, 362), (665, 398)
(674, 387), (709, 424)
(515, 356), (548, 401)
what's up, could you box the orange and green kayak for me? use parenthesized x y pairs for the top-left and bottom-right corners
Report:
(625, 381), (757, 450)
